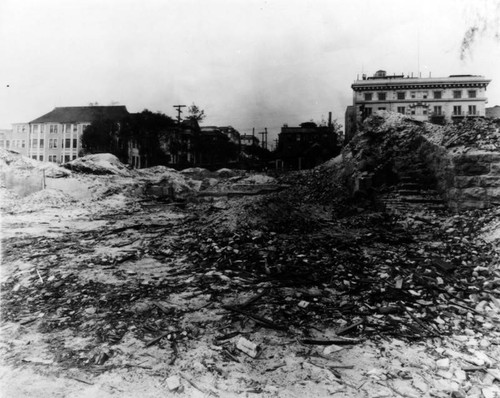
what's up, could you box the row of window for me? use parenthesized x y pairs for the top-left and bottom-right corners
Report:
(363, 90), (477, 102)
(32, 154), (78, 163)
(0, 138), (78, 149)
(0, 139), (26, 148)
(30, 138), (78, 149)
(31, 124), (89, 134)
(364, 105), (478, 117)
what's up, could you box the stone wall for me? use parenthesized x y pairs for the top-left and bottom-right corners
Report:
(417, 139), (500, 210)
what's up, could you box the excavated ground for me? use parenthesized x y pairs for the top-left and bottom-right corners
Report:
(1, 167), (500, 398)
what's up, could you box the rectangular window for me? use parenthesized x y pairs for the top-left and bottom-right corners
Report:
(21, 140), (25, 148)
(377, 92), (386, 100)
(39, 155), (44, 162)
(378, 107), (386, 111)
(423, 109), (428, 115)
(364, 93), (373, 101)
(49, 124), (58, 133)
(468, 105), (477, 115)
(468, 90), (477, 98)
(39, 139), (44, 148)
(73, 125), (78, 132)
(411, 109), (416, 115)
(397, 106), (405, 114)
(397, 92), (406, 100)
(5, 140), (10, 148)
(33, 125), (39, 133)
(434, 106), (442, 115)
(65, 138), (71, 148)
(411, 92), (416, 99)
(0, 140), (4, 148)
(32, 139), (38, 148)
(453, 105), (462, 115)
(433, 91), (442, 99)
(422, 91), (428, 99)
(73, 139), (78, 148)
(32, 155), (37, 160)
(453, 90), (462, 99)
(65, 124), (71, 133)
(363, 107), (373, 118)
(49, 138), (57, 148)
(64, 155), (71, 162)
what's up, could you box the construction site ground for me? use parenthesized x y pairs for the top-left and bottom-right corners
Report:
(1, 162), (500, 398)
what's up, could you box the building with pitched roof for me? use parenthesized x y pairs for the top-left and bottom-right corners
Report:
(10, 106), (129, 163)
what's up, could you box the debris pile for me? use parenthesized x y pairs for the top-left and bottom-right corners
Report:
(441, 118), (500, 150)
(62, 153), (132, 176)
(0, 148), (71, 178)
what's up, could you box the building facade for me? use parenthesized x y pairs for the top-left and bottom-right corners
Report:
(8, 106), (129, 163)
(275, 121), (340, 170)
(240, 134), (260, 147)
(348, 71), (491, 138)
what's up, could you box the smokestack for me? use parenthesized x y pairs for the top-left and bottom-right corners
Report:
(328, 112), (332, 128)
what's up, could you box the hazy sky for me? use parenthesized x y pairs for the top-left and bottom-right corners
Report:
(1, 0), (499, 144)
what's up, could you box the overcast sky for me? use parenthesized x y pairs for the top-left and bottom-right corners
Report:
(1, 0), (499, 144)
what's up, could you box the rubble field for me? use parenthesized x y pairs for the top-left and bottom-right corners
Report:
(1, 139), (500, 398)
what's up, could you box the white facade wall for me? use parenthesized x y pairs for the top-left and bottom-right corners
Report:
(352, 75), (491, 123)
(26, 122), (90, 163)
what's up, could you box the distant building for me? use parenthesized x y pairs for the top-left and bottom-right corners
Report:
(0, 129), (15, 152)
(11, 106), (130, 163)
(348, 70), (491, 139)
(217, 126), (241, 146)
(275, 120), (340, 170)
(240, 134), (259, 147)
(486, 105), (500, 119)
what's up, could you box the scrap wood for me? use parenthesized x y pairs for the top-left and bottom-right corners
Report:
(180, 372), (219, 397)
(153, 302), (171, 315)
(67, 374), (94, 385)
(235, 289), (268, 308)
(222, 305), (288, 331)
(336, 319), (364, 336)
(307, 359), (342, 379)
(300, 338), (362, 345)
(145, 331), (170, 347)
(169, 341), (178, 366)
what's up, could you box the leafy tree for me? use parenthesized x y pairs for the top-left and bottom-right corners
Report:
(120, 110), (176, 165)
(186, 103), (206, 122)
(81, 119), (121, 154)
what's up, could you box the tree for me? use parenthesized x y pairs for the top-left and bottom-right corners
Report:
(186, 103), (206, 122)
(81, 119), (120, 155)
(120, 110), (176, 166)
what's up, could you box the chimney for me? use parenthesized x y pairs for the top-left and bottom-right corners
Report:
(328, 112), (332, 128)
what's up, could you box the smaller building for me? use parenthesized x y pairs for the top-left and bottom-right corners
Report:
(240, 134), (260, 147)
(275, 121), (340, 170)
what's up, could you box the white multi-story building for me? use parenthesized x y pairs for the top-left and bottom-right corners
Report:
(346, 70), (491, 142)
(7, 106), (129, 163)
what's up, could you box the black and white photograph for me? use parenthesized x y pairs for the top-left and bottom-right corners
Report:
(1, 0), (500, 396)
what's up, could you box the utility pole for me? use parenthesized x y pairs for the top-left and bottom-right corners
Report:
(259, 128), (268, 150)
(173, 105), (186, 123)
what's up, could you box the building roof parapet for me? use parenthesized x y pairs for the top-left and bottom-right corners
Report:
(352, 76), (491, 91)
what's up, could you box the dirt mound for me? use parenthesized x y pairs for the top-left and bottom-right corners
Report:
(62, 153), (131, 176)
(9, 189), (76, 213)
(0, 149), (70, 178)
